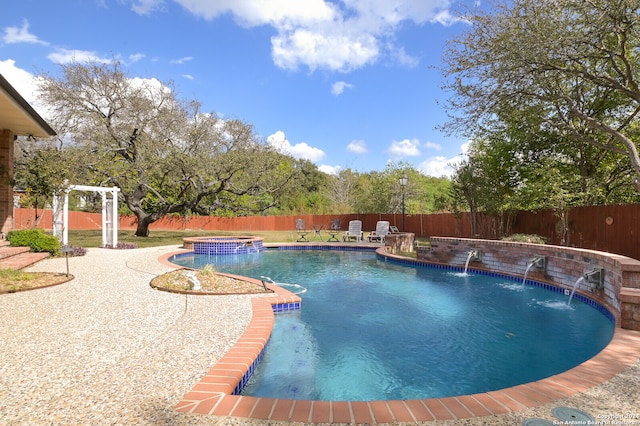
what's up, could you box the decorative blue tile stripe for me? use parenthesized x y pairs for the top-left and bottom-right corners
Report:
(233, 338), (269, 395)
(381, 254), (616, 325)
(193, 239), (264, 255)
(272, 302), (301, 312)
(276, 245), (378, 252)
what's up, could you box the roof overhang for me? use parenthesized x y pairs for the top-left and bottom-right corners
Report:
(0, 73), (56, 138)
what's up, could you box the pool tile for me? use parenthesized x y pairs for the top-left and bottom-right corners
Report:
(310, 400), (331, 423)
(229, 396), (258, 417)
(423, 399), (455, 420)
(270, 399), (294, 421)
(290, 400), (312, 423)
(179, 393), (224, 415)
(440, 396), (473, 419)
(471, 393), (511, 415)
(404, 399), (435, 421)
(546, 374), (591, 393)
(456, 394), (493, 417)
(531, 379), (575, 399)
(369, 401), (394, 423)
(207, 395), (238, 416)
(251, 397), (276, 419)
(386, 400), (415, 422)
(350, 401), (374, 424)
(500, 385), (547, 407)
(485, 390), (527, 412)
(331, 401), (352, 423)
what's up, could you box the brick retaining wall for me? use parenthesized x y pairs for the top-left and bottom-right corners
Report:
(418, 237), (640, 331)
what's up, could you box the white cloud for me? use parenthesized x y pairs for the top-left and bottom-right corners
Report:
(389, 45), (419, 68)
(347, 139), (367, 154)
(0, 59), (52, 120)
(272, 29), (379, 72)
(131, 0), (167, 15)
(417, 142), (469, 178)
(128, 53), (146, 63)
(267, 130), (326, 162)
(171, 0), (457, 72)
(318, 164), (342, 175)
(2, 20), (49, 45)
(331, 81), (353, 96)
(0, 60), (37, 104)
(388, 138), (421, 157)
(47, 48), (113, 65)
(173, 0), (335, 26)
(182, 74), (194, 80)
(170, 56), (193, 64)
(424, 141), (442, 150)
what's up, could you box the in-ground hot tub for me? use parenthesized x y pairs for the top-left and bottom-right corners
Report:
(182, 236), (264, 255)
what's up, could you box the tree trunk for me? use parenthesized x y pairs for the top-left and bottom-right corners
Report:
(134, 214), (153, 237)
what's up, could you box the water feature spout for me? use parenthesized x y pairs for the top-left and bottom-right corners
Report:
(584, 268), (605, 289)
(531, 255), (546, 270)
(464, 249), (482, 273)
(522, 255), (547, 287)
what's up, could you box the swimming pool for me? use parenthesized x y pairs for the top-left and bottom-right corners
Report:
(171, 249), (614, 401)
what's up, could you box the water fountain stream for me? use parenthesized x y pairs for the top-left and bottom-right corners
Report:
(568, 276), (585, 305)
(464, 250), (479, 274)
(522, 262), (535, 288)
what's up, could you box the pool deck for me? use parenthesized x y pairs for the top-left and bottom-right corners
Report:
(2, 244), (638, 425)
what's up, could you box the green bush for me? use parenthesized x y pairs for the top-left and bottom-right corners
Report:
(6, 229), (60, 255)
(501, 233), (546, 244)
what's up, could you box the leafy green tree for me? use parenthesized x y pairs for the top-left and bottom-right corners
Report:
(441, 0), (640, 194)
(12, 138), (77, 225)
(276, 159), (330, 214)
(37, 61), (295, 236)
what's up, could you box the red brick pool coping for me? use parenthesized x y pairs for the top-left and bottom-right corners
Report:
(163, 248), (640, 424)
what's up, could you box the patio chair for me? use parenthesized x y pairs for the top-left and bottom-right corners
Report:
(295, 218), (311, 242)
(367, 220), (390, 243)
(326, 218), (342, 242)
(342, 220), (363, 242)
(390, 225), (399, 233)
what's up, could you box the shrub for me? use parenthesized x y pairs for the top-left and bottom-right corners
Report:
(6, 229), (60, 255)
(501, 234), (546, 244)
(104, 241), (138, 249)
(62, 245), (88, 257)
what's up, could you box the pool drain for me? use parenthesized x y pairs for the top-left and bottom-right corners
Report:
(522, 418), (555, 426)
(552, 406), (595, 422)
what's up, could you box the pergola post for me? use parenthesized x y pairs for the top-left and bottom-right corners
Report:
(52, 185), (119, 247)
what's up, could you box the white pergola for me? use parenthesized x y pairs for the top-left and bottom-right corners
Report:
(53, 185), (120, 247)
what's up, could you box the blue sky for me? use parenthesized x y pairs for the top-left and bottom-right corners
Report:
(1, 0), (473, 177)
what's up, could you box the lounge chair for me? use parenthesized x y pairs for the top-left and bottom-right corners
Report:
(367, 221), (390, 243)
(295, 219), (310, 242)
(326, 219), (341, 242)
(342, 220), (363, 242)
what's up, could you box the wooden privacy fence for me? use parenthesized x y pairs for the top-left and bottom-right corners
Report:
(12, 204), (640, 260)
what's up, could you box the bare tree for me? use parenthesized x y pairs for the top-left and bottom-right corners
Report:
(38, 61), (295, 236)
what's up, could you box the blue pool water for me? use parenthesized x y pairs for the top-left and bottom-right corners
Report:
(171, 249), (615, 401)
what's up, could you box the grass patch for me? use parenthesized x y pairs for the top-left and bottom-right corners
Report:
(67, 229), (299, 248)
(0, 269), (70, 293)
